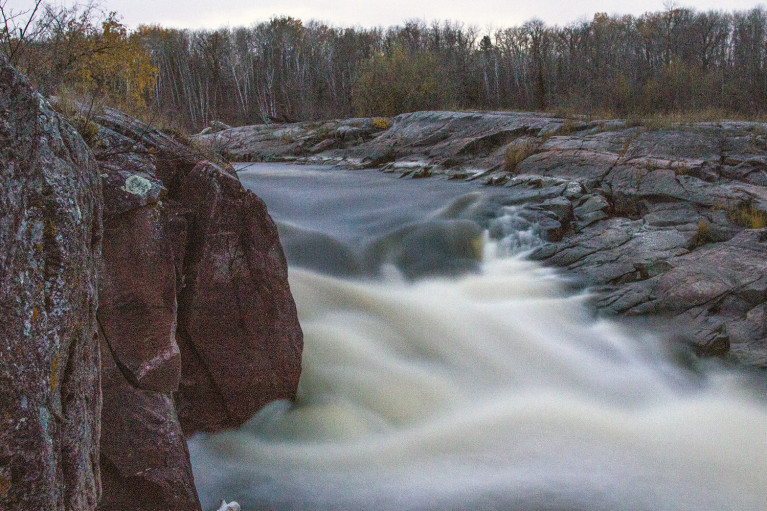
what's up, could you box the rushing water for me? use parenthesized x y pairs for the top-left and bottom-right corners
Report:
(189, 163), (767, 511)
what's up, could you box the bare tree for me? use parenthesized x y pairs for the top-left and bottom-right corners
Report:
(0, 0), (42, 65)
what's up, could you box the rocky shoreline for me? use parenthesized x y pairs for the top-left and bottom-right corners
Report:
(196, 110), (767, 367)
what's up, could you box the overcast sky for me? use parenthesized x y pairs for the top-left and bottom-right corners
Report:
(4, 0), (766, 30)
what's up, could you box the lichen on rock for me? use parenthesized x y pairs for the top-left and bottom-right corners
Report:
(121, 174), (154, 197)
(0, 55), (103, 511)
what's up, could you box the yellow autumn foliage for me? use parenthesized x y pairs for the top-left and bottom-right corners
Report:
(69, 13), (157, 108)
(7, 6), (158, 113)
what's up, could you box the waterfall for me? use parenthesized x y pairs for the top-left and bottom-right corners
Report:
(189, 164), (767, 511)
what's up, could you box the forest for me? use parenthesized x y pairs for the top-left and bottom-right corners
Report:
(3, 1), (767, 132)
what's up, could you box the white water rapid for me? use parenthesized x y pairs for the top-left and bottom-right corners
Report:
(189, 164), (767, 511)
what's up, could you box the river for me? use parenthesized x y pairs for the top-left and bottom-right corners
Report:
(188, 163), (767, 511)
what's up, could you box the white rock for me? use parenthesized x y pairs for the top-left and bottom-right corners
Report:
(216, 500), (241, 511)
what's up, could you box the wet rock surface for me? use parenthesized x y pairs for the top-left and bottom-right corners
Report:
(0, 57), (102, 510)
(200, 111), (767, 366)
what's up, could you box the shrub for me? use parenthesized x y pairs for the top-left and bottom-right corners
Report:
(74, 118), (100, 147)
(372, 117), (392, 130)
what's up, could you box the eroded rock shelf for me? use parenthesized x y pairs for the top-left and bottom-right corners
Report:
(197, 111), (767, 366)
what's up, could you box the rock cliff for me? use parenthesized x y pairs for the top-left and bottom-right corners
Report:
(0, 56), (102, 510)
(197, 111), (767, 366)
(93, 110), (303, 510)
(0, 57), (303, 511)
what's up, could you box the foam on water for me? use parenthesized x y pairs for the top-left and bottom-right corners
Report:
(191, 163), (767, 510)
(190, 244), (767, 510)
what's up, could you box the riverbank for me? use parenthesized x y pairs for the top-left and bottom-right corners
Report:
(196, 111), (767, 366)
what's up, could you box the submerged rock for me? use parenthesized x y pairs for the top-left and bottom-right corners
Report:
(0, 56), (102, 510)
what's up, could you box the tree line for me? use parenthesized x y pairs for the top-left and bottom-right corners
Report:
(3, 2), (767, 132)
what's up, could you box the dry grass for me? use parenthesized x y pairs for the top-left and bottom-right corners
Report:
(372, 117), (393, 130)
(504, 138), (538, 173)
(631, 109), (767, 130)
(673, 161), (695, 176)
(51, 88), (105, 147)
(580, 107), (767, 125)
(557, 118), (585, 135)
(625, 114), (675, 131)
(531, 106), (767, 129)
(691, 219), (714, 248)
(728, 204), (767, 229)
(619, 130), (642, 158)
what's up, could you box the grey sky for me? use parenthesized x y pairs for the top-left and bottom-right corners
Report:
(4, 0), (766, 30)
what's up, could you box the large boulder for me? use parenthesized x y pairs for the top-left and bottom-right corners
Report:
(0, 57), (102, 510)
(93, 112), (302, 508)
(174, 161), (303, 433)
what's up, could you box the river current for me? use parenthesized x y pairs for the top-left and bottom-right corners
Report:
(188, 163), (767, 511)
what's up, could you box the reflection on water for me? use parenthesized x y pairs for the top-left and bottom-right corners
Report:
(189, 164), (767, 511)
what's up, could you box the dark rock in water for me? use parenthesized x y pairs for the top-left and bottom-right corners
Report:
(364, 219), (484, 279)
(0, 56), (102, 510)
(691, 324), (731, 358)
(277, 223), (364, 277)
(174, 161), (303, 433)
